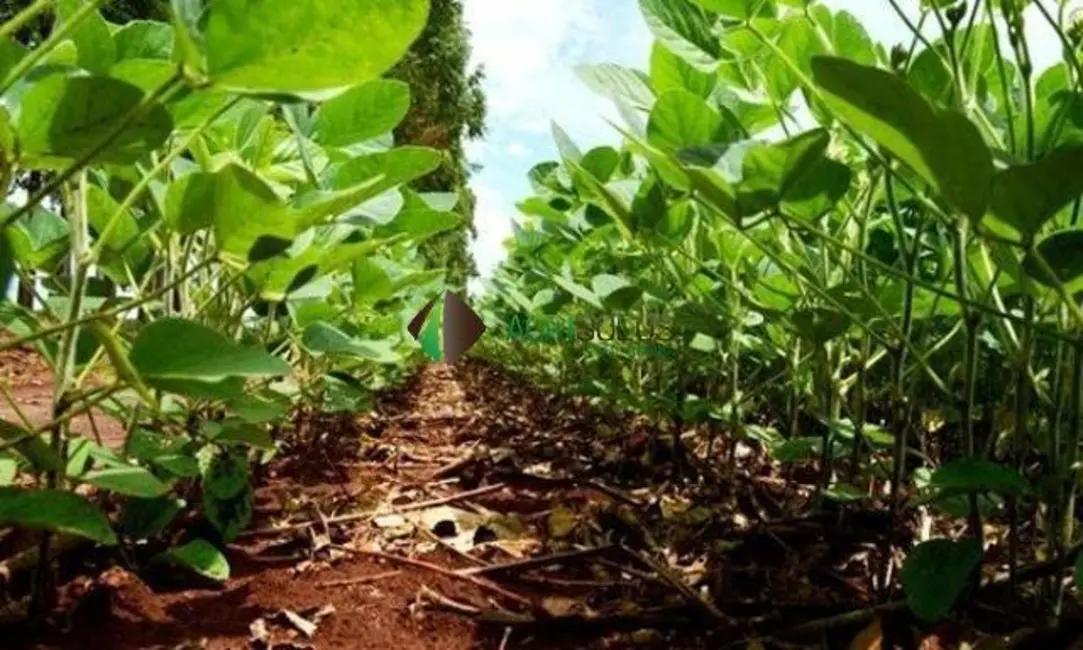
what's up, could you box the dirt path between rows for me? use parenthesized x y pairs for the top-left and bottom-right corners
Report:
(4, 356), (1011, 649)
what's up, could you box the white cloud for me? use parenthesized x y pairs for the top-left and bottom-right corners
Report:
(505, 142), (529, 157)
(462, 0), (651, 289)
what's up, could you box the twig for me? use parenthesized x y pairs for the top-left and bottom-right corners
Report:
(419, 585), (481, 616)
(625, 547), (730, 624)
(426, 442), (481, 481)
(317, 571), (401, 588)
(330, 544), (532, 607)
(461, 545), (615, 577)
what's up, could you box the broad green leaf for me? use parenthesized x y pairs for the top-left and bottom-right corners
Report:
(302, 321), (401, 363)
(592, 274), (642, 310)
(200, 449), (252, 541)
(120, 496), (184, 539)
(550, 274), (603, 309)
(764, 15), (823, 101)
(1076, 552), (1083, 594)
(1024, 229), (1083, 291)
(205, 0), (429, 94)
(326, 147), (442, 197)
(200, 447), (248, 500)
(824, 484), (866, 502)
(792, 306), (851, 343)
(113, 20), (175, 60)
(0, 487), (116, 545)
(567, 161), (635, 238)
(0, 37), (26, 82)
(245, 228), (397, 302)
(208, 421), (276, 451)
(690, 0), (776, 18)
(575, 63), (655, 110)
(157, 539), (230, 582)
(208, 164), (296, 264)
(985, 145), (1083, 241)
(0, 418), (62, 473)
(312, 79), (411, 147)
(929, 459), (1029, 497)
(83, 466), (171, 498)
(737, 128), (831, 217)
(579, 147), (622, 183)
(130, 318), (290, 396)
(648, 89), (736, 151)
(650, 41), (716, 98)
(292, 174), (390, 229)
(816, 9), (875, 66)
(901, 539), (981, 621)
(163, 171), (216, 234)
(58, 0), (116, 73)
(640, 0), (721, 71)
(108, 57), (176, 92)
(811, 56), (993, 220)
(552, 122), (583, 163)
(0, 457), (16, 485)
(16, 75), (173, 170)
(772, 436), (823, 462)
(781, 157), (852, 222)
(352, 258), (395, 305)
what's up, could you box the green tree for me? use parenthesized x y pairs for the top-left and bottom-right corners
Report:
(388, 0), (486, 293)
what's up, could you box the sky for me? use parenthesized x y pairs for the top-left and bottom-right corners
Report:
(461, 0), (1069, 293)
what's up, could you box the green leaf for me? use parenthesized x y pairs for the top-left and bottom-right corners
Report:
(312, 80), (411, 147)
(1025, 229), (1083, 291)
(552, 122), (583, 163)
(16, 75), (173, 170)
(690, 0), (776, 19)
(781, 157), (852, 222)
(650, 41), (716, 98)
(792, 306), (851, 343)
(736, 128), (831, 217)
(157, 539), (230, 582)
(764, 15), (823, 101)
(83, 466), (171, 498)
(575, 63), (655, 110)
(205, 0), (429, 94)
(245, 228), (397, 302)
(1076, 551), (1083, 594)
(0, 418), (62, 473)
(207, 164), (296, 264)
(929, 459), (1029, 497)
(592, 274), (642, 310)
(549, 274), (603, 309)
(901, 539), (981, 622)
(208, 421), (276, 451)
(130, 318), (289, 397)
(985, 145), (1083, 241)
(120, 496), (184, 539)
(200, 449), (252, 541)
(302, 322), (400, 363)
(0, 487), (116, 545)
(326, 147), (442, 198)
(811, 56), (993, 220)
(57, 0), (116, 73)
(113, 20), (175, 60)
(640, 0), (721, 71)
(648, 89), (736, 150)
(0, 457), (16, 485)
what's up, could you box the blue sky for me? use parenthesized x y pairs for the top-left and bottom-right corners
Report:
(461, 0), (1066, 292)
